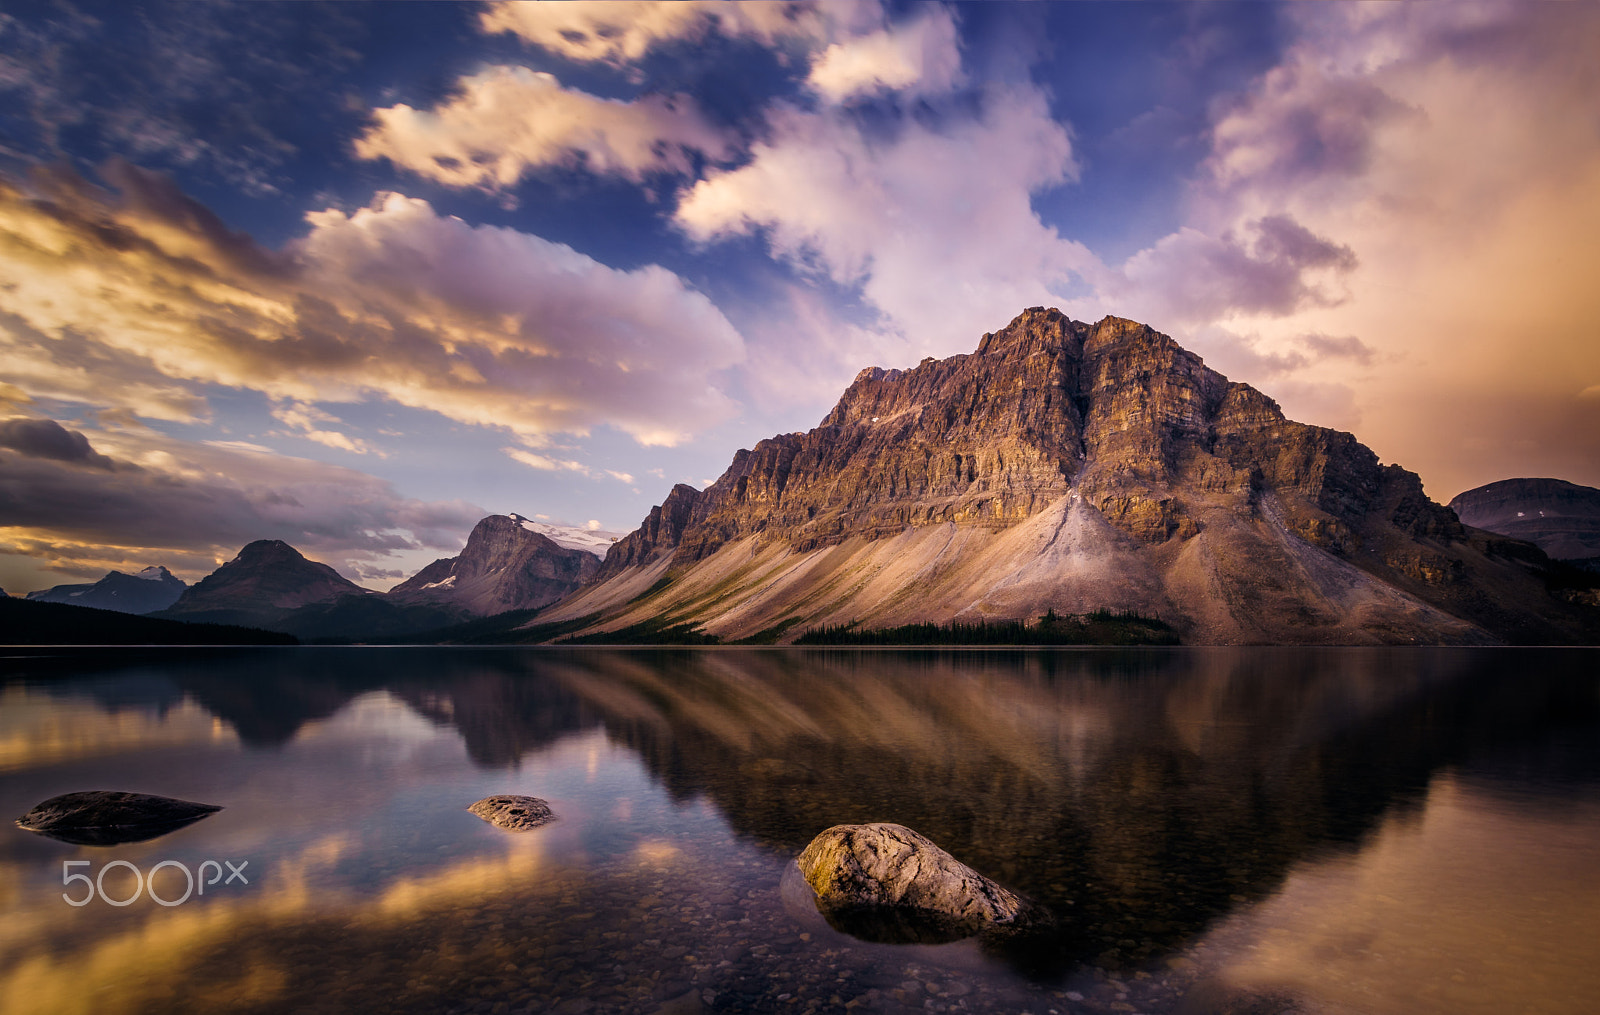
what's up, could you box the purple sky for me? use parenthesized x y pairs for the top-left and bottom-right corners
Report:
(2, 1), (1598, 592)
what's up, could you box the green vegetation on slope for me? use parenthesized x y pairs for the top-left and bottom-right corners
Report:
(557, 616), (721, 646)
(793, 609), (1179, 646)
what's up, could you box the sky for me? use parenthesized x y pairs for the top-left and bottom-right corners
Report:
(1, 0), (1597, 594)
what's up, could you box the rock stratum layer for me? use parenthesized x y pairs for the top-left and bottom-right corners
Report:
(535, 310), (1598, 645)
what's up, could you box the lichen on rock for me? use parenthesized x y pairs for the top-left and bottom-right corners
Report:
(795, 822), (1042, 943)
(468, 794), (555, 831)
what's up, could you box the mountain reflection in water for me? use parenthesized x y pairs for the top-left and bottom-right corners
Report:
(1, 647), (1596, 1015)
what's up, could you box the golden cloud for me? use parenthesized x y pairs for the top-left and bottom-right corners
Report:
(0, 164), (745, 449)
(354, 66), (732, 191)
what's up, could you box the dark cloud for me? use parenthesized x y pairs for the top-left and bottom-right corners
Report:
(1209, 58), (1412, 193)
(0, 417), (116, 469)
(0, 1), (365, 195)
(1302, 332), (1374, 366)
(1120, 214), (1357, 323)
(0, 428), (485, 580)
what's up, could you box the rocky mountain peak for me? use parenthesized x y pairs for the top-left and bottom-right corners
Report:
(231, 539), (309, 566)
(553, 308), (1597, 645)
(167, 539), (363, 615)
(389, 511), (600, 616)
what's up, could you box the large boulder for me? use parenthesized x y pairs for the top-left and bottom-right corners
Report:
(468, 795), (555, 831)
(15, 790), (222, 845)
(795, 822), (1040, 943)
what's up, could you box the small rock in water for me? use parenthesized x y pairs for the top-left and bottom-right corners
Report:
(468, 795), (555, 831)
(15, 790), (222, 846)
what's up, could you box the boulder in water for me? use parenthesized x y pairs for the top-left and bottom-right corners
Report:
(15, 790), (222, 846)
(468, 794), (554, 831)
(795, 822), (1040, 942)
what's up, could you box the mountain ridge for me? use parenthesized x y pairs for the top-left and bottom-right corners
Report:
(528, 309), (1597, 645)
(25, 565), (186, 614)
(1449, 478), (1600, 564)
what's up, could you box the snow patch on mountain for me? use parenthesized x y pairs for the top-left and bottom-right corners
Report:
(506, 514), (623, 558)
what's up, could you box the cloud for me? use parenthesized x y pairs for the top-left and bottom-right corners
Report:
(807, 7), (964, 102)
(1115, 214), (1356, 325)
(0, 419), (485, 585)
(355, 67), (731, 191)
(268, 401), (381, 456)
(500, 447), (634, 486)
(502, 448), (586, 473)
(0, 165), (746, 448)
(0, 417), (116, 469)
(1301, 333), (1375, 366)
(477, 1), (837, 66)
(675, 83), (1093, 386)
(0, 4), (361, 195)
(1114, 1), (1600, 493)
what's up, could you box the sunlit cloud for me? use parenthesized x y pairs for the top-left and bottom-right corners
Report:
(268, 400), (381, 456)
(806, 6), (964, 102)
(501, 448), (637, 487)
(676, 83), (1093, 391)
(355, 67), (732, 191)
(1119, 0), (1600, 493)
(477, 0), (842, 66)
(0, 165), (746, 449)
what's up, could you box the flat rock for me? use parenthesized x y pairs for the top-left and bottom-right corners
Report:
(15, 790), (222, 846)
(796, 822), (1038, 942)
(468, 794), (554, 831)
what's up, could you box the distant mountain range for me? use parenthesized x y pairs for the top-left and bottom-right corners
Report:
(26, 565), (186, 614)
(6, 309), (1596, 646)
(135, 516), (604, 640)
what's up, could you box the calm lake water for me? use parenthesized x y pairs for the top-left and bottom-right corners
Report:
(1, 647), (1598, 1015)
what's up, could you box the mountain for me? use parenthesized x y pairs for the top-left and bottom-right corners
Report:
(153, 539), (372, 632)
(529, 309), (1598, 645)
(388, 513), (601, 619)
(1449, 478), (1600, 566)
(26, 565), (186, 614)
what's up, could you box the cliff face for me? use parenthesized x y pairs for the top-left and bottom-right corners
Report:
(389, 514), (600, 617)
(593, 484), (703, 581)
(541, 309), (1597, 645)
(1450, 478), (1600, 563)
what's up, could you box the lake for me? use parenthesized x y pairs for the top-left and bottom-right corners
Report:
(2, 647), (1597, 1014)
